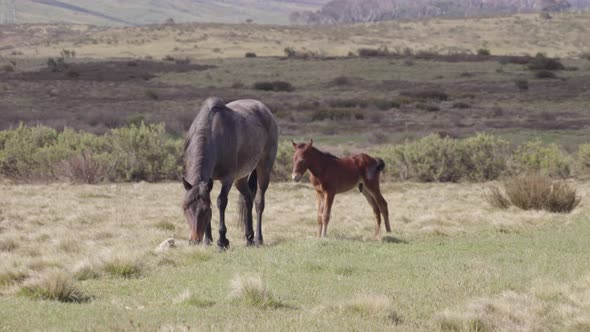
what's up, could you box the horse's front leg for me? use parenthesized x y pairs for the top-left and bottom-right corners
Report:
(217, 178), (233, 250)
(203, 221), (213, 246)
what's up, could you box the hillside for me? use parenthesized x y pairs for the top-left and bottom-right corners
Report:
(291, 0), (590, 24)
(0, 0), (331, 26)
(1, 11), (589, 60)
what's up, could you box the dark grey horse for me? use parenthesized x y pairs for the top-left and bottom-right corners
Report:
(183, 97), (278, 249)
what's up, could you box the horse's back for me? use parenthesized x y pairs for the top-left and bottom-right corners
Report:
(226, 99), (277, 136)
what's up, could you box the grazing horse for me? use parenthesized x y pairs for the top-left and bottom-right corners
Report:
(183, 97), (278, 249)
(291, 140), (391, 238)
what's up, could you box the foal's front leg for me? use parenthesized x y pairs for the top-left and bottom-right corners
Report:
(321, 192), (335, 238)
(316, 191), (324, 238)
(217, 178), (233, 250)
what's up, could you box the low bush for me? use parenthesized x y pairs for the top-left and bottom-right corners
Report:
(357, 47), (391, 57)
(534, 70), (557, 79)
(377, 134), (509, 182)
(485, 174), (581, 213)
(253, 81), (294, 92)
(514, 79), (529, 90)
(510, 140), (571, 178)
(477, 48), (491, 56)
(527, 53), (565, 71)
(0, 123), (182, 183)
(400, 90), (448, 101)
(245, 52), (257, 58)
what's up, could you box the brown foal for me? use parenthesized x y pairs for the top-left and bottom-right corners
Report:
(291, 140), (391, 238)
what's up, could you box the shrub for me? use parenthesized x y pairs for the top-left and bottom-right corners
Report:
(47, 57), (68, 72)
(252, 81), (294, 92)
(0, 123), (182, 183)
(514, 79), (529, 90)
(452, 102), (470, 109)
(527, 53), (564, 71)
(245, 52), (257, 58)
(271, 141), (294, 182)
(581, 52), (590, 61)
(534, 70), (557, 79)
(510, 140), (571, 178)
(400, 90), (448, 101)
(109, 122), (182, 182)
(358, 47), (390, 57)
(332, 76), (352, 86)
(477, 48), (491, 56)
(145, 89), (159, 100)
(485, 174), (581, 213)
(377, 134), (509, 182)
(372, 99), (400, 110)
(19, 270), (91, 303)
(2, 64), (14, 72)
(461, 134), (510, 182)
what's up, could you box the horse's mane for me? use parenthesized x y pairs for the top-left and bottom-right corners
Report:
(184, 97), (226, 187)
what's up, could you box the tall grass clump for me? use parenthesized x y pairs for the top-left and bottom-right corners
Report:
(102, 256), (144, 278)
(485, 174), (581, 213)
(18, 270), (91, 303)
(229, 275), (281, 308)
(333, 294), (402, 324)
(510, 140), (571, 178)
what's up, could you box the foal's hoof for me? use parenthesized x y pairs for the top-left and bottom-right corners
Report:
(188, 240), (199, 246)
(217, 239), (230, 251)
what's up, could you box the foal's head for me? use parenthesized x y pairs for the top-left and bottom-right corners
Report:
(182, 178), (213, 244)
(291, 139), (313, 182)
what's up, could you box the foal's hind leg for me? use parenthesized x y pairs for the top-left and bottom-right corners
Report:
(361, 189), (382, 238)
(365, 180), (391, 233)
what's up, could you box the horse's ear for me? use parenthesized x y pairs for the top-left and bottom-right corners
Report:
(292, 140), (298, 150)
(182, 177), (193, 191)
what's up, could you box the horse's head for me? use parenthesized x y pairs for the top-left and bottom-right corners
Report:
(291, 139), (313, 182)
(182, 177), (213, 244)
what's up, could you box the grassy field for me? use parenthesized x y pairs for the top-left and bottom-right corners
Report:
(0, 181), (589, 330)
(1, 12), (589, 60)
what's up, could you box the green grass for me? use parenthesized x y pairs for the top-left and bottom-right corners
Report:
(1, 213), (589, 330)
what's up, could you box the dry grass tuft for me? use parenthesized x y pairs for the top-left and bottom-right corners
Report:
(174, 289), (215, 307)
(18, 270), (91, 303)
(332, 294), (402, 324)
(0, 268), (29, 288)
(485, 174), (582, 213)
(72, 260), (103, 281)
(229, 275), (282, 308)
(103, 256), (144, 279)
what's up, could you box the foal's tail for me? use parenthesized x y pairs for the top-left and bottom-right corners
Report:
(375, 158), (385, 172)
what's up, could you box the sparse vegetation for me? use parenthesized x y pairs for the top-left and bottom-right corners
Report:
(514, 78), (529, 90)
(252, 81), (294, 92)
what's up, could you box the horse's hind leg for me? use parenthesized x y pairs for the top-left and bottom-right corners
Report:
(362, 189), (382, 238)
(254, 167), (270, 245)
(235, 176), (255, 246)
(217, 178), (234, 250)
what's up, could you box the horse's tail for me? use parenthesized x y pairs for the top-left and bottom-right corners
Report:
(237, 169), (258, 229)
(376, 158), (385, 172)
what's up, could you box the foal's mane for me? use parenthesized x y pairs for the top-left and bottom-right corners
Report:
(184, 97), (226, 192)
(312, 147), (340, 160)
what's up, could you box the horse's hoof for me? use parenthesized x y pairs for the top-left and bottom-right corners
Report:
(246, 240), (256, 247)
(188, 240), (199, 246)
(204, 238), (212, 246)
(217, 239), (230, 251)
(255, 239), (264, 246)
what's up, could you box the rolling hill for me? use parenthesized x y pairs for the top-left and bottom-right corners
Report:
(0, 0), (331, 26)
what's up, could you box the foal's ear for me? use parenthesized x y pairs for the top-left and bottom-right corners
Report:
(182, 177), (193, 191)
(291, 140), (298, 150)
(305, 139), (314, 149)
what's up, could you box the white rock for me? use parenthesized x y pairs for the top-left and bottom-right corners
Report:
(156, 238), (176, 252)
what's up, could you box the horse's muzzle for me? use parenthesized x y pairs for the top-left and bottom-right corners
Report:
(292, 173), (302, 182)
